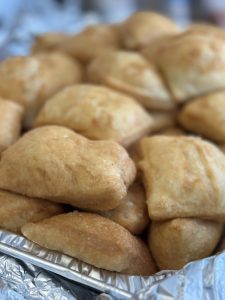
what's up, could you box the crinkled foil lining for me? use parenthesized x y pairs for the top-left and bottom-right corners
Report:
(0, 230), (224, 299)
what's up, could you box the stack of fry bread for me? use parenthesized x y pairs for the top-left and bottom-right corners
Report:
(0, 12), (225, 275)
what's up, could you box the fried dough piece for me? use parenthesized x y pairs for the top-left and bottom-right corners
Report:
(34, 84), (153, 147)
(138, 136), (225, 221)
(119, 12), (180, 50)
(178, 91), (225, 143)
(143, 24), (225, 65)
(61, 24), (120, 63)
(31, 32), (70, 54)
(0, 126), (135, 211)
(0, 56), (44, 127)
(148, 218), (223, 270)
(87, 51), (174, 110)
(34, 51), (83, 100)
(0, 98), (23, 152)
(0, 54), (82, 128)
(0, 190), (64, 233)
(156, 31), (225, 102)
(22, 211), (156, 275)
(100, 182), (149, 235)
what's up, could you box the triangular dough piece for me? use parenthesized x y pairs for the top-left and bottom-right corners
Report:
(87, 51), (174, 110)
(22, 211), (156, 275)
(61, 24), (120, 63)
(148, 218), (223, 270)
(0, 190), (64, 233)
(0, 54), (82, 128)
(138, 136), (225, 221)
(178, 90), (225, 143)
(34, 84), (153, 147)
(0, 126), (136, 211)
(119, 12), (180, 50)
(157, 31), (225, 102)
(34, 51), (83, 101)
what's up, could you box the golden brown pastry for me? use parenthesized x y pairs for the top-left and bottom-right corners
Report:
(0, 126), (136, 211)
(0, 54), (82, 128)
(0, 98), (23, 152)
(143, 24), (225, 65)
(156, 31), (225, 102)
(138, 136), (225, 221)
(178, 91), (225, 143)
(22, 211), (156, 275)
(119, 12), (180, 50)
(100, 181), (149, 235)
(34, 84), (153, 147)
(148, 218), (223, 270)
(150, 111), (176, 133)
(34, 51), (83, 100)
(87, 51), (174, 110)
(0, 190), (64, 233)
(31, 32), (70, 54)
(0, 56), (44, 127)
(61, 24), (120, 63)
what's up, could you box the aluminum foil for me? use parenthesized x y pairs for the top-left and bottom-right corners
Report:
(0, 253), (99, 299)
(0, 229), (224, 299)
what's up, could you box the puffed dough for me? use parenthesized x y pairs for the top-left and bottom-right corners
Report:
(138, 136), (225, 221)
(34, 51), (83, 101)
(100, 182), (149, 235)
(61, 24), (120, 63)
(31, 32), (70, 54)
(156, 31), (225, 102)
(0, 126), (136, 211)
(0, 190), (64, 233)
(143, 25), (225, 65)
(22, 211), (156, 275)
(119, 12), (180, 50)
(0, 56), (44, 127)
(148, 218), (223, 270)
(87, 51), (174, 110)
(178, 91), (225, 143)
(0, 98), (23, 152)
(34, 84), (153, 147)
(0, 54), (82, 128)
